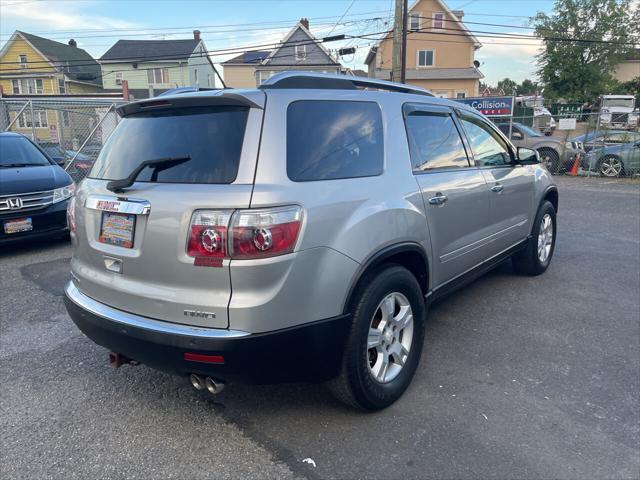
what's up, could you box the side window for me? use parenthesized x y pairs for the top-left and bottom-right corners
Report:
(287, 101), (384, 182)
(404, 110), (470, 171)
(459, 115), (512, 167)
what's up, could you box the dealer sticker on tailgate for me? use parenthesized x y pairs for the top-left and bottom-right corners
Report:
(99, 212), (135, 248)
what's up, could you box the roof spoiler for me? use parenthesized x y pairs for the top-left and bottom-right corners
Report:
(117, 91), (263, 117)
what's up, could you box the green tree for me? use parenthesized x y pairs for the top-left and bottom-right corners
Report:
(518, 79), (540, 95)
(496, 78), (518, 95)
(533, 0), (639, 102)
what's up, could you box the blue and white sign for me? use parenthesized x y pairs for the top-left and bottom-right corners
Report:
(454, 96), (514, 117)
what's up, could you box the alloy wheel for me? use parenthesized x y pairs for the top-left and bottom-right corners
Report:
(537, 213), (553, 263)
(367, 292), (414, 383)
(600, 157), (623, 177)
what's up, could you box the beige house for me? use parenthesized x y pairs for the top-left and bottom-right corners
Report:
(364, 0), (483, 98)
(613, 49), (639, 83)
(222, 19), (341, 88)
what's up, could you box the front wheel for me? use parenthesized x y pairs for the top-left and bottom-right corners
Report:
(328, 265), (426, 410)
(512, 201), (556, 275)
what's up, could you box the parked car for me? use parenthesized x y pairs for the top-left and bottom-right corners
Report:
(583, 139), (640, 177)
(515, 96), (556, 135)
(63, 72), (558, 410)
(497, 122), (582, 173)
(0, 132), (74, 243)
(572, 130), (640, 152)
(598, 95), (639, 130)
(39, 142), (70, 166)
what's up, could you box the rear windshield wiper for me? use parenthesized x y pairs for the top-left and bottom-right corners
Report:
(106, 156), (191, 193)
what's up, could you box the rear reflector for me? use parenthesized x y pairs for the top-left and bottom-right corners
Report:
(184, 352), (225, 364)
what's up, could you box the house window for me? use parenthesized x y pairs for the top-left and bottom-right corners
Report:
(456, 91), (466, 99)
(15, 79), (44, 94)
(207, 74), (212, 87)
(58, 78), (66, 94)
(294, 45), (307, 61)
(417, 50), (435, 67)
(19, 55), (27, 70)
(433, 12), (445, 29)
(194, 69), (198, 85)
(258, 70), (278, 84)
(62, 111), (70, 127)
(409, 13), (421, 31)
(17, 110), (48, 128)
(147, 67), (169, 84)
(115, 72), (123, 85)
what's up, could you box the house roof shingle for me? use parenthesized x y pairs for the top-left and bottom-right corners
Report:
(100, 39), (200, 62)
(18, 31), (102, 86)
(222, 50), (272, 65)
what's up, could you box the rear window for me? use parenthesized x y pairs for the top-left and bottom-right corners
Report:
(287, 100), (384, 182)
(90, 106), (248, 184)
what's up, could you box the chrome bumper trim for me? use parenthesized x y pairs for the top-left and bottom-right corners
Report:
(64, 281), (250, 338)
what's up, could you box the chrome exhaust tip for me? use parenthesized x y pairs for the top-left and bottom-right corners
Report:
(189, 373), (205, 390)
(204, 377), (225, 395)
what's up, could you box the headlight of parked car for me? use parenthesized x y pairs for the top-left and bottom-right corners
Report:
(53, 183), (76, 204)
(565, 141), (574, 150)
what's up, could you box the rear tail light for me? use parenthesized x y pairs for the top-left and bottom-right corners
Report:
(187, 210), (232, 258)
(186, 206), (303, 262)
(229, 206), (303, 259)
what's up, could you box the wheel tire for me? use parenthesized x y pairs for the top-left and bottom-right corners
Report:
(512, 201), (557, 276)
(328, 264), (426, 411)
(538, 148), (561, 173)
(598, 155), (624, 177)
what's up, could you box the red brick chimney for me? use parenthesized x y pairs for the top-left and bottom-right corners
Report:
(299, 18), (309, 30)
(193, 30), (201, 40)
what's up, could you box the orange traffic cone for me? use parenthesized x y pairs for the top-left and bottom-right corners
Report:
(567, 154), (580, 176)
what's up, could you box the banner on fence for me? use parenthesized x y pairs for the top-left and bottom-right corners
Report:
(454, 96), (514, 117)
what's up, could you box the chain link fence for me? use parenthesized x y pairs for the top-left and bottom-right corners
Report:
(0, 97), (126, 183)
(2, 96), (638, 181)
(490, 111), (639, 178)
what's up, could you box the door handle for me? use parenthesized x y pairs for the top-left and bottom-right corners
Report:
(428, 193), (448, 206)
(490, 184), (504, 193)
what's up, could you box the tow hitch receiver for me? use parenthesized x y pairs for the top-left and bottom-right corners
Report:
(109, 352), (139, 368)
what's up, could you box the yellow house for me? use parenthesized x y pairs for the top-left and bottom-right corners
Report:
(364, 0), (483, 98)
(0, 31), (102, 95)
(613, 49), (640, 83)
(0, 31), (103, 142)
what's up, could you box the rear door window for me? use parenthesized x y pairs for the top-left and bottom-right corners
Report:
(90, 106), (249, 184)
(287, 100), (384, 182)
(404, 110), (470, 171)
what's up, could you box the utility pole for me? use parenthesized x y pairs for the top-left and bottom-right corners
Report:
(391, 0), (403, 82)
(400, 0), (408, 83)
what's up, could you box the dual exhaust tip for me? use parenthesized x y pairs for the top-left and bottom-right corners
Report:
(189, 373), (225, 395)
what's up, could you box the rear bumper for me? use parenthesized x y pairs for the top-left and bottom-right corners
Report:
(64, 282), (351, 384)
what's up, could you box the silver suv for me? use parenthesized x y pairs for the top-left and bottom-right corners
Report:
(64, 72), (558, 410)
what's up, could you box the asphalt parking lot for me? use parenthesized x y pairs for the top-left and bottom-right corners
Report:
(1, 176), (639, 480)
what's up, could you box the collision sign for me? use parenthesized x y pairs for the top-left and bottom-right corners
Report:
(454, 96), (514, 117)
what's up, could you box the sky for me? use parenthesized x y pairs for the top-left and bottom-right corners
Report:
(0, 0), (558, 86)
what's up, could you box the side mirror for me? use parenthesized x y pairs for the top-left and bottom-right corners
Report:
(517, 147), (539, 164)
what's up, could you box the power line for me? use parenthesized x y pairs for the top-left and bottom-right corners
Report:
(1, 17), (635, 73)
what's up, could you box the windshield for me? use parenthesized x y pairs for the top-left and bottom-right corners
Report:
(602, 98), (635, 108)
(0, 136), (51, 167)
(90, 106), (249, 184)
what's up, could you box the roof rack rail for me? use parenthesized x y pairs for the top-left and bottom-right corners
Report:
(259, 71), (433, 97)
